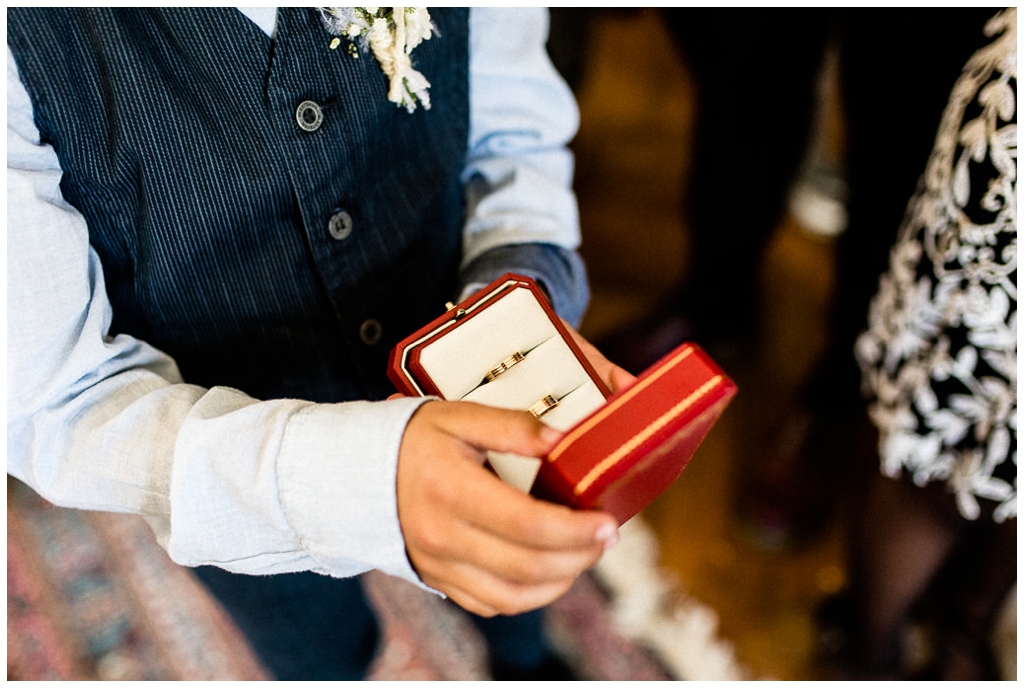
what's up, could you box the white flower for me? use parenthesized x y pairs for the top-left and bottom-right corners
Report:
(319, 7), (436, 113)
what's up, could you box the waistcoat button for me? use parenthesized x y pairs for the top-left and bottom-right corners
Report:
(295, 100), (323, 132)
(328, 210), (353, 240)
(359, 318), (383, 346)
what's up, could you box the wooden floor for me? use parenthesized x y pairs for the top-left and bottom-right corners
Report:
(568, 10), (848, 680)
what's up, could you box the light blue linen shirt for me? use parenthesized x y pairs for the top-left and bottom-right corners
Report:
(7, 8), (582, 590)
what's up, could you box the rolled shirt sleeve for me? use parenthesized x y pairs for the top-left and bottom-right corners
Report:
(460, 8), (589, 326)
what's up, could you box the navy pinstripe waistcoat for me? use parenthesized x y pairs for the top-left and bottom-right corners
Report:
(9, 7), (470, 403)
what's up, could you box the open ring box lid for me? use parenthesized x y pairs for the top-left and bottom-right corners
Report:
(387, 273), (737, 524)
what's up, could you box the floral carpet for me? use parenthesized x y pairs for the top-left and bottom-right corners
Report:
(8, 477), (746, 681)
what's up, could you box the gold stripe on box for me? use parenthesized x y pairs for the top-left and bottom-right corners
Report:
(573, 374), (724, 496)
(548, 345), (695, 460)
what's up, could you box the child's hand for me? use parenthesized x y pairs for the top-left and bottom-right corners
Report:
(396, 400), (619, 617)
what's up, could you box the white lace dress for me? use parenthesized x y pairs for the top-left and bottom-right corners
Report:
(855, 9), (1016, 523)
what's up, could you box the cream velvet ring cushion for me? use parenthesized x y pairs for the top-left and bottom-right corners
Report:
(413, 285), (606, 491)
(463, 336), (606, 431)
(416, 287), (555, 399)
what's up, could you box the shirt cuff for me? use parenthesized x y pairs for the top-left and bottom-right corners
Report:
(459, 242), (590, 328)
(276, 395), (436, 589)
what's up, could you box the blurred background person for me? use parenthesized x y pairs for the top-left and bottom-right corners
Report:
(543, 7), (1016, 679)
(818, 8), (1016, 679)
(551, 7), (1001, 552)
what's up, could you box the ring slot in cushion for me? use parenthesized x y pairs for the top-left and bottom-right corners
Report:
(417, 288), (557, 399)
(533, 383), (607, 432)
(461, 335), (593, 408)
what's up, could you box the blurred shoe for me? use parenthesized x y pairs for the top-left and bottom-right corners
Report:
(788, 162), (849, 239)
(814, 592), (902, 680)
(903, 592), (1005, 680)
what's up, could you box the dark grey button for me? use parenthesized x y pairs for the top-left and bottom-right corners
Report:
(296, 100), (323, 132)
(359, 318), (383, 346)
(328, 210), (353, 240)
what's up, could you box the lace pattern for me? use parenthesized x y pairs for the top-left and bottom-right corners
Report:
(855, 9), (1017, 522)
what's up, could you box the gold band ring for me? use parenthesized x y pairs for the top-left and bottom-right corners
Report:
(529, 394), (560, 419)
(483, 351), (526, 383)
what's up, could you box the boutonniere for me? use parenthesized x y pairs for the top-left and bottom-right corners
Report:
(318, 7), (436, 113)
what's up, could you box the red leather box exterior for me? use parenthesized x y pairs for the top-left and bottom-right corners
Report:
(531, 343), (736, 523)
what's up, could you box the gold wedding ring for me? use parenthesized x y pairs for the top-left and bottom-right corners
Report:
(529, 394), (560, 419)
(483, 351), (525, 384)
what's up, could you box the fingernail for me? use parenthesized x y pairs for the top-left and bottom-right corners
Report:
(595, 522), (619, 550)
(540, 425), (564, 446)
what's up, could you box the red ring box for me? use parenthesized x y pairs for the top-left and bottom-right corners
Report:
(388, 273), (737, 524)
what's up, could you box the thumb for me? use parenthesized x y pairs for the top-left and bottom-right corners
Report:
(426, 401), (563, 459)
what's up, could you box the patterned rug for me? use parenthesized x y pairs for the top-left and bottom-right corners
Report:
(8, 477), (747, 681)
